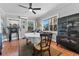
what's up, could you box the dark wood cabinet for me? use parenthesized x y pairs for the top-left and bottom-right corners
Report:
(57, 13), (79, 53)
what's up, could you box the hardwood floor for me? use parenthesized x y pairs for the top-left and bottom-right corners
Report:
(51, 41), (79, 56)
(2, 39), (79, 56)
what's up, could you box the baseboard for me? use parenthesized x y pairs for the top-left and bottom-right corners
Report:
(52, 39), (56, 42)
(2, 37), (23, 42)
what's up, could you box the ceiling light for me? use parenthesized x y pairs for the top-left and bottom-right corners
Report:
(29, 9), (32, 11)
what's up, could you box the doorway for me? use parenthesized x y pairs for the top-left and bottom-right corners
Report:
(2, 19), (21, 41)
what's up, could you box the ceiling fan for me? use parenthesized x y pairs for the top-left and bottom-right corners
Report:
(18, 3), (41, 14)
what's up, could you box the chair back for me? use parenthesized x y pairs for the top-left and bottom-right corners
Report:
(40, 32), (52, 48)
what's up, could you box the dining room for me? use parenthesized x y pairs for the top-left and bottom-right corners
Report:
(0, 3), (79, 56)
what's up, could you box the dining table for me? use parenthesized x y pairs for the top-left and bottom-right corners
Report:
(24, 32), (40, 45)
(24, 32), (52, 45)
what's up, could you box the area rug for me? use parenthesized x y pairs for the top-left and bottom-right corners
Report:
(19, 43), (62, 56)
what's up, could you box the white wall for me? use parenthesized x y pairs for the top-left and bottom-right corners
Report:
(59, 3), (79, 17)
(40, 3), (79, 19)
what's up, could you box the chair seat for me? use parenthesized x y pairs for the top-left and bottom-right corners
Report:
(34, 42), (49, 51)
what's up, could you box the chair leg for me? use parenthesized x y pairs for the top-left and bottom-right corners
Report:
(49, 49), (51, 56)
(41, 51), (42, 56)
(26, 39), (29, 45)
(17, 33), (19, 40)
(57, 43), (59, 46)
(32, 46), (35, 56)
(41, 52), (42, 56)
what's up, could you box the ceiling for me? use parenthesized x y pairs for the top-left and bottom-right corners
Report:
(0, 3), (59, 20)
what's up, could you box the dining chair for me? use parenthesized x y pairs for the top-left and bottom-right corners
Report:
(33, 32), (52, 56)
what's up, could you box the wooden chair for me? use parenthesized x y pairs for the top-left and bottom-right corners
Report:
(33, 32), (52, 56)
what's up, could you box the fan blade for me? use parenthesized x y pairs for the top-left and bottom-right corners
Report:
(18, 5), (28, 9)
(33, 8), (41, 10)
(32, 10), (36, 14)
(29, 3), (32, 8)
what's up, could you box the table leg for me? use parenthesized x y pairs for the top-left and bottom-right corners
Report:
(26, 38), (29, 45)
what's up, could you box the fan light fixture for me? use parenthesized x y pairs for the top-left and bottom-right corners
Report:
(19, 3), (41, 14)
(29, 9), (32, 11)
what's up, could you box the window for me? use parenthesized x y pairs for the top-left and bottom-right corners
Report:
(28, 20), (35, 32)
(43, 19), (49, 31)
(49, 16), (57, 31)
(42, 16), (57, 31)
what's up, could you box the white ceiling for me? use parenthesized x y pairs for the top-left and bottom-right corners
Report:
(0, 3), (59, 20)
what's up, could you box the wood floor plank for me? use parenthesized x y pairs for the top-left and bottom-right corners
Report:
(2, 39), (79, 56)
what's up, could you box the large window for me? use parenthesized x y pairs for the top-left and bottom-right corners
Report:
(42, 16), (57, 31)
(43, 19), (49, 31)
